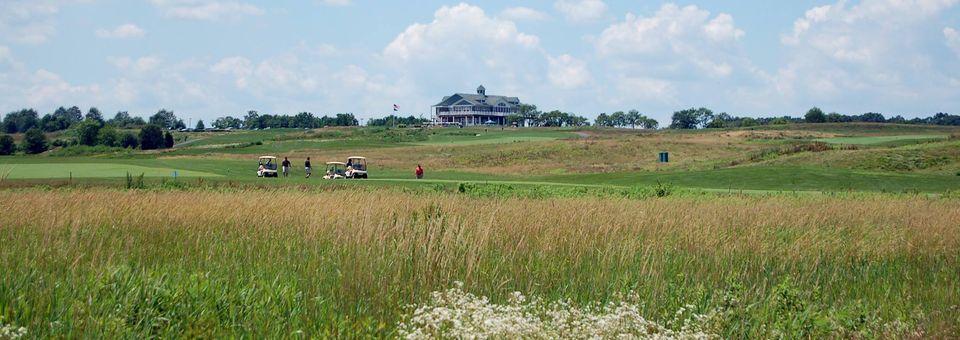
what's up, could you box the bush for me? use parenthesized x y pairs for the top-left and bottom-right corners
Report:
(97, 126), (119, 147)
(22, 128), (48, 154)
(0, 134), (14, 155)
(139, 124), (164, 150)
(164, 131), (175, 148)
(120, 132), (139, 149)
(73, 119), (102, 146)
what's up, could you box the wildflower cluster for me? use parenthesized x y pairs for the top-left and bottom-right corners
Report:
(398, 282), (719, 339)
(0, 316), (27, 340)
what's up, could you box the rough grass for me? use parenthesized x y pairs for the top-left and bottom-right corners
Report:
(1, 188), (957, 338)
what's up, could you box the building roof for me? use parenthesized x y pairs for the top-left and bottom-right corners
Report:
(433, 93), (520, 108)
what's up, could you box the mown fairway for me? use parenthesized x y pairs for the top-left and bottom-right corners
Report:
(1, 123), (959, 338)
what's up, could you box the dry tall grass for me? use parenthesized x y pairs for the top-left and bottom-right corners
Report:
(1, 189), (958, 337)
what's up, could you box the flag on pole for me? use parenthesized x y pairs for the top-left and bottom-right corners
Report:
(393, 104), (399, 112)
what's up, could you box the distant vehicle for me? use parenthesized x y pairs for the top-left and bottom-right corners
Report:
(345, 156), (368, 179)
(323, 162), (347, 179)
(257, 156), (279, 178)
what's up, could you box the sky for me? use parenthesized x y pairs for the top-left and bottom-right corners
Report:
(0, 0), (958, 124)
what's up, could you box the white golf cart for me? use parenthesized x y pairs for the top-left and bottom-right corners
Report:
(323, 162), (347, 179)
(345, 156), (368, 179)
(257, 156), (279, 177)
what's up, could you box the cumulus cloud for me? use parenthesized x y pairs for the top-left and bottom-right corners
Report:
(0, 1), (62, 44)
(597, 4), (745, 77)
(96, 24), (145, 39)
(774, 0), (960, 110)
(548, 54), (591, 89)
(384, 4), (540, 62)
(150, 0), (264, 21)
(500, 7), (549, 21)
(554, 0), (607, 22)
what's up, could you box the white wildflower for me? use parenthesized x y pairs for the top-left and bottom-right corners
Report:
(0, 316), (27, 340)
(398, 282), (720, 339)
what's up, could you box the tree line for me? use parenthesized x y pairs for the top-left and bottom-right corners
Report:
(211, 111), (359, 130)
(666, 107), (960, 129)
(367, 115), (431, 127)
(503, 105), (591, 127)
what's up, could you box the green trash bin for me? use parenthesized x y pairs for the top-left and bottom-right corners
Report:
(658, 151), (669, 163)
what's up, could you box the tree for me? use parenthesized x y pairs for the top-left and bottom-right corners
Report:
(164, 131), (175, 148)
(805, 107), (826, 123)
(670, 107), (713, 129)
(139, 124), (164, 150)
(3, 109), (40, 133)
(595, 113), (612, 127)
(196, 119), (205, 130)
(73, 119), (102, 146)
(212, 116), (243, 129)
(97, 125), (119, 147)
(626, 110), (642, 129)
(243, 110), (261, 129)
(120, 132), (139, 149)
(0, 134), (14, 155)
(610, 111), (626, 128)
(640, 117), (659, 129)
(149, 109), (185, 130)
(22, 128), (48, 154)
(85, 107), (104, 125)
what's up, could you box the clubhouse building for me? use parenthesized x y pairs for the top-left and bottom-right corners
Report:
(431, 85), (520, 126)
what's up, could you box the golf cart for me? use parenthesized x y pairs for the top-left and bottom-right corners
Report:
(323, 162), (347, 179)
(345, 156), (368, 179)
(257, 156), (278, 177)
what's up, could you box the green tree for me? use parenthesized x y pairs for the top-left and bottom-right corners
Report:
(626, 110), (642, 129)
(196, 119), (205, 130)
(670, 107), (713, 129)
(97, 125), (119, 147)
(120, 132), (139, 149)
(164, 131), (175, 148)
(22, 128), (48, 154)
(73, 119), (102, 146)
(3, 109), (40, 133)
(139, 124), (164, 150)
(595, 113), (611, 127)
(149, 109), (185, 130)
(85, 107), (105, 125)
(610, 111), (626, 127)
(0, 134), (14, 155)
(805, 107), (826, 123)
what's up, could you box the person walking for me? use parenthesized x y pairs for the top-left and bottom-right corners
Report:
(415, 164), (424, 179)
(304, 157), (312, 178)
(282, 157), (291, 177)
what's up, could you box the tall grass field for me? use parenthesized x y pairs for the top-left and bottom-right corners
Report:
(1, 188), (958, 338)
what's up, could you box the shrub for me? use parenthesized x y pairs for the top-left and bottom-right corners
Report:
(97, 125), (119, 147)
(73, 119), (102, 146)
(139, 124), (164, 150)
(22, 128), (47, 154)
(164, 131), (175, 148)
(0, 134), (14, 155)
(120, 132), (139, 149)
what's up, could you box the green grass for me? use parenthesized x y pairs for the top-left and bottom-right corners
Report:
(0, 163), (220, 179)
(816, 134), (948, 145)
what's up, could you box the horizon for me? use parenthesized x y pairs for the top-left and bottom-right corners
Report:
(2, 0), (959, 124)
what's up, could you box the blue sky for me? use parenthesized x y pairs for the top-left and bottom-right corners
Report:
(1, 0), (958, 124)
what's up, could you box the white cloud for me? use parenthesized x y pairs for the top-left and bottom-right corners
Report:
(211, 56), (254, 88)
(384, 4), (540, 62)
(946, 27), (960, 57)
(0, 1), (61, 44)
(150, 0), (264, 21)
(597, 4), (745, 77)
(554, 0), (607, 22)
(96, 24), (145, 39)
(500, 7), (549, 21)
(548, 54), (590, 89)
(108, 56), (163, 74)
(774, 0), (960, 109)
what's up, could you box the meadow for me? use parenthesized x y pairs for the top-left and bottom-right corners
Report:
(1, 123), (959, 338)
(1, 188), (958, 338)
